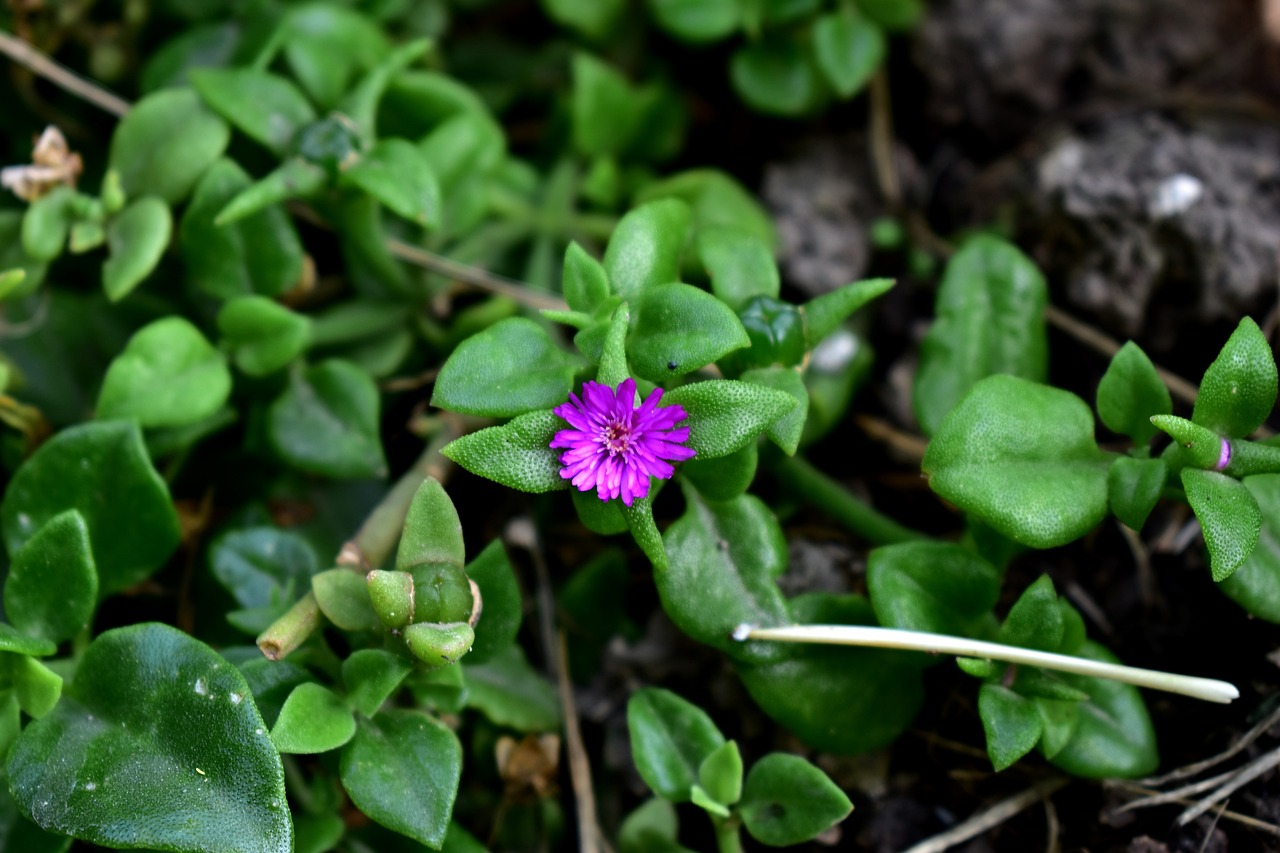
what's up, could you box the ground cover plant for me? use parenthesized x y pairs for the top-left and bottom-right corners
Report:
(2, 0), (1280, 850)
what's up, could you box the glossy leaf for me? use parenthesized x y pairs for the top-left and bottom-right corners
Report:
(1, 420), (180, 596)
(464, 645), (560, 731)
(209, 527), (318, 610)
(739, 753), (852, 845)
(108, 88), (229, 204)
(407, 562), (473, 625)
(1220, 474), (1280, 621)
(696, 227), (779, 311)
(8, 655), (62, 719)
(190, 68), (316, 155)
(403, 622), (474, 668)
(432, 318), (578, 417)
(732, 296), (806, 370)
(998, 575), (1064, 652)
(604, 199), (691, 301)
(396, 478), (465, 571)
(466, 540), (522, 664)
(914, 236), (1048, 436)
(0, 626), (54, 658)
(923, 376), (1110, 548)
(730, 38), (821, 117)
(367, 570), (414, 630)
(812, 10), (885, 98)
(268, 360), (387, 479)
(629, 283), (749, 380)
(97, 316), (231, 428)
(1097, 342), (1171, 446)
(442, 409), (567, 494)
(271, 683), (357, 754)
(21, 186), (73, 262)
(103, 197), (172, 301)
(1193, 317), (1277, 438)
(1183, 468), (1262, 582)
(627, 687), (725, 802)
(867, 542), (1000, 637)
(343, 650), (413, 718)
(181, 159), (305, 299)
(1108, 457), (1167, 532)
(5, 510), (98, 643)
(978, 684), (1043, 771)
(340, 709), (462, 849)
(6, 623), (290, 852)
(339, 139), (441, 228)
(697, 740), (742, 807)
(563, 241), (611, 314)
(663, 380), (795, 460)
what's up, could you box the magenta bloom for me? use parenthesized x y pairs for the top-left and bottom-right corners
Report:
(551, 378), (696, 507)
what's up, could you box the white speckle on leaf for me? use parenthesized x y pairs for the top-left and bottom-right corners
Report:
(193, 678), (207, 696)
(229, 692), (244, 705)
(83, 782), (96, 791)
(16, 513), (31, 531)
(196, 767), (205, 776)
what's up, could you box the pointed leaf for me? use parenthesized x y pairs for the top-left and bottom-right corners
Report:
(1193, 317), (1278, 438)
(396, 478), (465, 571)
(432, 318), (578, 417)
(867, 541), (1000, 637)
(1108, 456), (1167, 531)
(629, 283), (749, 381)
(441, 409), (566, 493)
(696, 227), (779, 311)
(812, 10), (885, 98)
(1220, 474), (1280, 621)
(1183, 468), (1262, 581)
(342, 650), (412, 718)
(604, 199), (691, 300)
(697, 741), (743, 807)
(663, 380), (795, 460)
(802, 278), (895, 347)
(627, 687), (725, 802)
(268, 360), (387, 479)
(465, 541), (522, 664)
(739, 753), (852, 845)
(5, 510), (97, 643)
(103, 197), (172, 301)
(563, 241), (611, 314)
(978, 684), (1043, 771)
(218, 296), (310, 376)
(191, 67), (316, 155)
(339, 139), (441, 228)
(108, 88), (230, 204)
(1097, 341), (1171, 446)
(97, 316), (231, 428)
(271, 683), (357, 754)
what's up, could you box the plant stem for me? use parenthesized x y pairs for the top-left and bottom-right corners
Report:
(770, 454), (927, 545)
(1225, 439), (1280, 477)
(737, 624), (1238, 704)
(256, 417), (462, 660)
(711, 815), (744, 853)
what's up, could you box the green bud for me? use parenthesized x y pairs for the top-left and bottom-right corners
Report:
(367, 570), (414, 630)
(408, 562), (473, 625)
(293, 114), (366, 179)
(1150, 414), (1223, 469)
(402, 621), (474, 668)
(101, 169), (126, 214)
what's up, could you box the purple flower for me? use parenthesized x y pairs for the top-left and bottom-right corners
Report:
(551, 378), (696, 507)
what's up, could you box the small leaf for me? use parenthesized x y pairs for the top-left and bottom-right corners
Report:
(108, 88), (230, 204)
(1108, 457), (1167, 531)
(563, 241), (611, 314)
(572, 53), (643, 158)
(914, 236), (1048, 436)
(697, 741), (743, 807)
(636, 169), (775, 249)
(598, 304), (631, 389)
(209, 527), (318, 610)
(739, 753), (853, 845)
(618, 799), (686, 853)
(342, 650), (412, 718)
(604, 199), (691, 301)
(1150, 415), (1223, 469)
(0, 625), (55, 657)
(1183, 468), (1262, 581)
(1220, 474), (1280, 621)
(268, 361), (387, 479)
(464, 645), (560, 731)
(215, 158), (326, 226)
(978, 684), (1043, 771)
(281, 4), (390, 108)
(5, 510), (98, 643)
(999, 575), (1064, 652)
(696, 227), (779, 311)
(271, 683), (357, 754)
(441, 409), (567, 494)
(740, 367), (808, 455)
(340, 709), (462, 850)
(731, 296), (806, 370)
(730, 38), (821, 117)
(922, 376), (1111, 548)
(542, 0), (626, 38)
(466, 540), (522, 664)
(812, 10), (885, 98)
(1193, 317), (1278, 438)
(8, 655), (63, 718)
(629, 283), (750, 381)
(648, 0), (739, 42)
(367, 570), (414, 630)
(339, 139), (441, 227)
(572, 487), (629, 534)
(403, 622), (473, 668)
(802, 278), (895, 348)
(1097, 342), (1172, 446)
(21, 186), (73, 262)
(97, 316), (231, 428)
(627, 687), (725, 802)
(190, 67), (316, 155)
(103, 197), (172, 301)
(396, 478), (465, 571)
(312, 569), (381, 632)
(6, 624), (290, 852)
(432, 318), (578, 417)
(867, 541), (1000, 637)
(419, 111), (505, 194)
(663, 380), (795, 460)
(1, 421), (180, 596)
(218, 296), (311, 376)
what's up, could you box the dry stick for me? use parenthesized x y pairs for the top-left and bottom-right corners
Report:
(1107, 781), (1280, 838)
(1141, 701), (1280, 786)
(556, 631), (607, 853)
(0, 29), (131, 117)
(1043, 796), (1061, 853)
(854, 414), (929, 461)
(1177, 744), (1280, 826)
(868, 68), (901, 207)
(1112, 767), (1239, 814)
(901, 778), (1069, 853)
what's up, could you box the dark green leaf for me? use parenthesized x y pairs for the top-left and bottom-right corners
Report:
(218, 296), (310, 376)
(627, 687), (725, 802)
(108, 88), (230, 204)
(978, 684), (1043, 771)
(648, 0), (739, 42)
(432, 318), (578, 417)
(402, 622), (473, 668)
(730, 38), (821, 117)
(268, 360), (387, 479)
(396, 478), (465, 571)
(0, 774), (71, 853)
(1183, 468), (1262, 582)
(1096, 342), (1171, 446)
(312, 569), (381, 632)
(572, 487), (629, 534)
(604, 199), (691, 301)
(282, 4), (390, 108)
(214, 158), (326, 227)
(572, 53), (642, 158)
(696, 227), (779, 311)
(998, 575), (1063, 652)
(103, 197), (172, 301)
(1108, 457), (1167, 531)
(97, 316), (231, 428)
(629, 284), (749, 381)
(209, 527), (319, 609)
(543, 0), (626, 37)
(812, 10), (885, 98)
(1220, 474), (1280, 621)
(739, 753), (852, 845)
(680, 443), (758, 501)
(856, 0), (923, 29)
(466, 540), (522, 664)
(636, 170), (775, 249)
(1192, 317), (1278, 438)
(339, 139), (442, 228)
(441, 409), (567, 494)
(5, 510), (98, 643)
(343, 650), (413, 718)
(407, 562), (473, 624)
(464, 645), (561, 731)
(618, 798), (688, 853)
(867, 541), (1000, 637)
(271, 683), (357, 754)
(340, 709), (462, 849)
(191, 68), (316, 155)
(732, 296), (806, 370)
(6, 624), (290, 852)
(663, 380), (795, 460)
(802, 278), (895, 348)
(922, 375), (1110, 548)
(1, 420), (180, 596)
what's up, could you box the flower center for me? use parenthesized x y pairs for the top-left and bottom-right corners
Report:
(602, 418), (632, 456)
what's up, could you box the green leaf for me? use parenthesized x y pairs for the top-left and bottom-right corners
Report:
(396, 479), (465, 571)
(103, 197), (172, 301)
(464, 645), (561, 731)
(1150, 415), (1222, 469)
(978, 684), (1043, 771)
(604, 199), (691, 301)
(268, 360), (387, 479)
(1046, 641), (1158, 778)
(1036, 697), (1082, 760)
(108, 88), (230, 204)
(629, 284), (749, 380)
(339, 139), (442, 228)
(1183, 468), (1262, 582)
(618, 799), (688, 853)
(542, 0), (626, 38)
(0, 625), (55, 657)
(466, 540), (522, 664)
(730, 38), (821, 117)
(217, 296), (310, 376)
(739, 753), (853, 845)
(407, 562), (473, 624)
(1220, 474), (1280, 621)
(97, 316), (231, 428)
(737, 593), (924, 755)
(441, 409), (567, 494)
(190, 67), (316, 155)
(572, 487), (629, 534)
(696, 227), (779, 311)
(181, 159), (305, 299)
(563, 241), (611, 314)
(867, 541), (1000, 637)
(367, 570), (414, 630)
(8, 655), (62, 718)
(214, 158), (326, 227)
(740, 366), (809, 455)
(1096, 341), (1171, 446)
(420, 111), (505, 194)
(6, 624), (290, 852)
(922, 375), (1111, 548)
(4, 510), (98, 644)
(0, 772), (71, 853)
(681, 443), (758, 501)
(282, 4), (390, 109)
(802, 278), (895, 348)
(21, 186), (73, 262)
(627, 687), (725, 802)
(731, 296), (806, 370)
(998, 575), (1064, 652)
(1108, 457), (1167, 532)
(648, 0), (739, 42)
(1, 421), (180, 596)
(312, 569), (381, 632)
(271, 683), (357, 754)
(1192, 317), (1278, 438)
(697, 740), (743, 806)
(856, 0), (922, 29)
(572, 53), (643, 158)
(636, 169), (776, 249)
(210, 527), (318, 610)
(663, 380), (796, 460)
(658, 488), (790, 663)
(342, 649), (412, 718)
(403, 622), (473, 668)
(812, 10), (885, 98)
(340, 709), (462, 849)
(432, 318), (578, 417)
(913, 236), (1048, 436)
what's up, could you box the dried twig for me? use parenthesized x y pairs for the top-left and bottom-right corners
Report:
(1107, 780), (1280, 838)
(901, 778), (1069, 853)
(1176, 744), (1280, 826)
(556, 631), (608, 853)
(0, 29), (130, 117)
(855, 414), (928, 461)
(1141, 701), (1280, 785)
